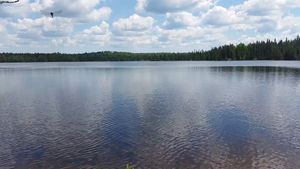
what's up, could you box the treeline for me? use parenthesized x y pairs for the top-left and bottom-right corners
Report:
(1, 36), (300, 62)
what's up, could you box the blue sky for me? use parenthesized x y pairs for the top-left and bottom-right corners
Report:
(0, 0), (300, 53)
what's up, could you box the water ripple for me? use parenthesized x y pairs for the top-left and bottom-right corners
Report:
(0, 63), (299, 168)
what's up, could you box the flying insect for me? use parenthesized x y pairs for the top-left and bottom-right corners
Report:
(41, 10), (62, 18)
(0, 0), (19, 4)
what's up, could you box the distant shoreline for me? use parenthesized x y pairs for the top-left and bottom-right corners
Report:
(0, 60), (300, 63)
(1, 36), (300, 62)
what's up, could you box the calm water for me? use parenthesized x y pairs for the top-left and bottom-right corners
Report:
(0, 61), (299, 169)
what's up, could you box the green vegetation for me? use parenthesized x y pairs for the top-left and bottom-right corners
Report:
(126, 163), (134, 169)
(1, 36), (300, 62)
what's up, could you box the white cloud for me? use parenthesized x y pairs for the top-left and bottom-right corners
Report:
(79, 7), (112, 22)
(12, 17), (73, 38)
(278, 16), (300, 36)
(231, 0), (300, 17)
(233, 0), (283, 16)
(163, 12), (199, 29)
(83, 21), (110, 35)
(1, 0), (300, 53)
(0, 0), (113, 52)
(110, 14), (158, 49)
(255, 17), (278, 33)
(71, 21), (111, 47)
(0, 0), (34, 17)
(36, 0), (111, 22)
(156, 25), (227, 50)
(38, 0), (100, 16)
(201, 6), (239, 26)
(112, 14), (154, 32)
(0, 24), (4, 32)
(227, 0), (300, 35)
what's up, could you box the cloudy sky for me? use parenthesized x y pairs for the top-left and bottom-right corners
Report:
(0, 0), (300, 53)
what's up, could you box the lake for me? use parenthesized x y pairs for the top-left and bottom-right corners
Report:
(0, 61), (299, 169)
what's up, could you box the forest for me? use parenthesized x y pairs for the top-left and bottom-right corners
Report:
(1, 36), (300, 62)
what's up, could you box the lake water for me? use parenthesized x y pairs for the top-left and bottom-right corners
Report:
(0, 61), (299, 169)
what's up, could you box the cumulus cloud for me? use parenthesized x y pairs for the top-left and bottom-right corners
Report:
(277, 15), (300, 37)
(72, 21), (111, 46)
(0, 0), (34, 17)
(0, 0), (113, 51)
(163, 12), (199, 29)
(36, 0), (112, 22)
(1, 0), (300, 53)
(231, 0), (300, 17)
(110, 14), (158, 49)
(112, 14), (154, 32)
(255, 17), (278, 33)
(155, 25), (227, 51)
(87, 8), (112, 21)
(10, 17), (73, 41)
(201, 6), (239, 26)
(227, 0), (300, 34)
(38, 0), (100, 16)
(83, 21), (110, 35)
(0, 24), (4, 32)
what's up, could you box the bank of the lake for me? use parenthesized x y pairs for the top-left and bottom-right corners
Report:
(1, 36), (300, 62)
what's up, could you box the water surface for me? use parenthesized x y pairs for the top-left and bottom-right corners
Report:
(0, 61), (299, 169)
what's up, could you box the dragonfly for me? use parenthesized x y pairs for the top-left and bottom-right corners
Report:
(41, 10), (63, 18)
(0, 0), (19, 4)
